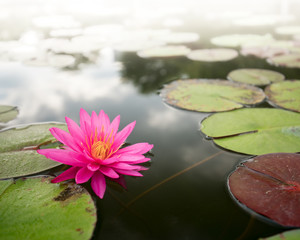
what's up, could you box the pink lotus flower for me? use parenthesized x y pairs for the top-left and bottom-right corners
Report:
(38, 109), (153, 198)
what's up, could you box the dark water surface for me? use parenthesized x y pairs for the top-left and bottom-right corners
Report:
(1, 0), (300, 239)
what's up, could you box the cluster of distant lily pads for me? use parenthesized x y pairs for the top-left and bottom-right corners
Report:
(159, 67), (300, 238)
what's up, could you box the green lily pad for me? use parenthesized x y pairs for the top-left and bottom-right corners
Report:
(160, 79), (265, 112)
(211, 34), (274, 47)
(260, 229), (300, 239)
(0, 105), (18, 123)
(265, 80), (300, 112)
(200, 108), (300, 155)
(0, 176), (96, 240)
(187, 48), (238, 62)
(137, 45), (191, 58)
(0, 123), (68, 179)
(227, 68), (285, 86)
(267, 53), (300, 68)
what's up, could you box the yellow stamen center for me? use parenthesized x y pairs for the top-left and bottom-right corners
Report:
(91, 140), (112, 160)
(88, 126), (114, 160)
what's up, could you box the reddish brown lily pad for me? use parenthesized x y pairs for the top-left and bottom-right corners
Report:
(228, 153), (300, 227)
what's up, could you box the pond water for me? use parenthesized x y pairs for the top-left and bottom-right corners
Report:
(1, 0), (300, 239)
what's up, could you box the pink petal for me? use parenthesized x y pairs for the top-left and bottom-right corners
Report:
(115, 169), (143, 177)
(118, 154), (147, 163)
(110, 162), (142, 170)
(65, 116), (85, 145)
(110, 175), (127, 189)
(75, 167), (94, 184)
(91, 172), (106, 199)
(112, 121), (136, 150)
(101, 157), (119, 165)
(121, 157), (151, 164)
(37, 149), (86, 167)
(98, 110), (110, 137)
(50, 127), (81, 152)
(68, 151), (93, 164)
(87, 163), (100, 171)
(117, 143), (153, 155)
(80, 108), (91, 136)
(51, 166), (79, 183)
(99, 166), (119, 178)
(108, 115), (120, 138)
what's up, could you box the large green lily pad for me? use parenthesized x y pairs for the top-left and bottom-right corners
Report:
(267, 53), (300, 68)
(200, 108), (300, 155)
(187, 48), (238, 62)
(137, 45), (191, 58)
(0, 123), (67, 179)
(0, 176), (96, 240)
(227, 68), (285, 86)
(260, 229), (300, 239)
(0, 105), (18, 123)
(160, 79), (265, 112)
(265, 80), (300, 112)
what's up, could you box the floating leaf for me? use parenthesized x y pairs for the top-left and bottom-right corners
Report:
(0, 123), (67, 179)
(200, 108), (300, 155)
(240, 46), (289, 59)
(227, 68), (285, 86)
(0, 176), (96, 240)
(265, 80), (300, 112)
(260, 229), (300, 239)
(211, 34), (274, 47)
(267, 53), (300, 68)
(228, 153), (300, 227)
(0, 105), (18, 123)
(160, 79), (265, 112)
(187, 48), (238, 62)
(137, 45), (191, 58)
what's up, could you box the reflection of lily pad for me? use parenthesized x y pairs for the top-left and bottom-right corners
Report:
(228, 153), (300, 227)
(267, 53), (300, 68)
(137, 45), (191, 58)
(0, 123), (67, 179)
(200, 108), (300, 155)
(0, 176), (96, 240)
(0, 105), (18, 123)
(187, 48), (238, 62)
(227, 68), (285, 86)
(265, 80), (300, 112)
(160, 79), (265, 112)
(211, 34), (274, 47)
(260, 229), (300, 239)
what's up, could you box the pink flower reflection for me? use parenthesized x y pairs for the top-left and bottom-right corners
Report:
(38, 108), (153, 198)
